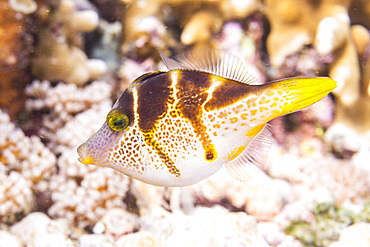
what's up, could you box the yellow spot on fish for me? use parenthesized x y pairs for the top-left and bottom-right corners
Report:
(241, 113), (249, 120)
(251, 109), (257, 116)
(230, 117), (238, 124)
(260, 107), (269, 112)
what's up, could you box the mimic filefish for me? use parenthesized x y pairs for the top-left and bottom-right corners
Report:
(77, 49), (336, 187)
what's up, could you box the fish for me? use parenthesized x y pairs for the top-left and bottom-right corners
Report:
(77, 48), (336, 187)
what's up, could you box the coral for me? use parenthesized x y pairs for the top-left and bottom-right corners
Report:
(31, 0), (106, 86)
(0, 172), (33, 223)
(79, 234), (114, 246)
(329, 223), (370, 247)
(0, 109), (55, 222)
(0, 0), (33, 119)
(258, 222), (302, 246)
(0, 109), (56, 184)
(10, 212), (73, 246)
(0, 230), (21, 247)
(120, 0), (261, 56)
(115, 232), (156, 247)
(21, 78), (129, 229)
(135, 206), (270, 246)
(264, 0), (370, 136)
(0, 0), (369, 245)
(285, 202), (370, 247)
(100, 208), (138, 236)
(8, 0), (38, 14)
(47, 168), (130, 228)
(130, 179), (168, 216)
(193, 168), (293, 221)
(180, 10), (223, 45)
(25, 80), (112, 152)
(271, 148), (370, 204)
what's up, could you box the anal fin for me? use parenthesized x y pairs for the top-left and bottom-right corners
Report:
(225, 124), (273, 181)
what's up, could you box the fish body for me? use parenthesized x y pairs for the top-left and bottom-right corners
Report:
(78, 49), (336, 186)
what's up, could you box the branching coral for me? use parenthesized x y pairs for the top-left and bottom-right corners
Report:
(1, 111), (50, 212)
(25, 80), (112, 152)
(31, 0), (106, 86)
(0, 172), (33, 223)
(22, 78), (131, 228)
(0, 111), (56, 183)
(0, 109), (56, 222)
(48, 168), (130, 228)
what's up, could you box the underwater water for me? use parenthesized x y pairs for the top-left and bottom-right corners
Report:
(0, 0), (369, 246)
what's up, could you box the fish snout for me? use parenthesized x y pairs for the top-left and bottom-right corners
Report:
(77, 143), (95, 165)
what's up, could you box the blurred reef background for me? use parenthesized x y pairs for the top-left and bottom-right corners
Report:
(0, 0), (369, 246)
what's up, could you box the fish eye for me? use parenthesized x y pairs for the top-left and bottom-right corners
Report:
(107, 108), (129, 131)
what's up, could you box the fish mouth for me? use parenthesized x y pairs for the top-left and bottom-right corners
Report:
(77, 144), (95, 165)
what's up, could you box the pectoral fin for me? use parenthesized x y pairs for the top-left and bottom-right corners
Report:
(225, 124), (273, 181)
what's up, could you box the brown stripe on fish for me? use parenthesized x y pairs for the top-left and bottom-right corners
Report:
(135, 72), (181, 177)
(204, 77), (262, 111)
(136, 72), (172, 131)
(115, 90), (135, 125)
(175, 71), (218, 162)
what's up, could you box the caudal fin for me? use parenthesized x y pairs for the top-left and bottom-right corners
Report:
(270, 77), (336, 115)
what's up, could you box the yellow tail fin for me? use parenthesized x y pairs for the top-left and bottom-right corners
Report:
(269, 77), (337, 115)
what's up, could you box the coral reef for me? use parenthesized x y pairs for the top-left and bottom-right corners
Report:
(10, 212), (73, 246)
(120, 0), (261, 57)
(0, 172), (33, 223)
(8, 0), (38, 14)
(329, 223), (370, 247)
(0, 0), (369, 246)
(264, 0), (370, 142)
(47, 168), (129, 228)
(0, 109), (55, 222)
(116, 206), (271, 246)
(0, 230), (21, 247)
(24, 79), (130, 228)
(25, 80), (112, 152)
(31, 0), (107, 86)
(0, 0), (34, 119)
(285, 202), (370, 247)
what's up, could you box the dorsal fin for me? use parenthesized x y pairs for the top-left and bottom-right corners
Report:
(225, 124), (273, 181)
(159, 48), (258, 85)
